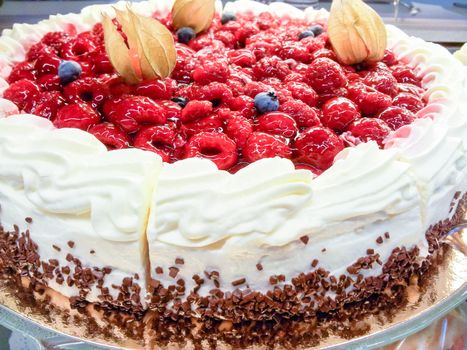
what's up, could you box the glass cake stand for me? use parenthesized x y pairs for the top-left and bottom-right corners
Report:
(0, 222), (466, 350)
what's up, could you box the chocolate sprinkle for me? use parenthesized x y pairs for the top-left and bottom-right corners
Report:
(376, 236), (384, 244)
(175, 257), (184, 265)
(231, 278), (246, 286)
(256, 263), (263, 271)
(169, 267), (179, 278)
(67, 241), (75, 248)
(300, 235), (309, 244)
(25, 217), (33, 224)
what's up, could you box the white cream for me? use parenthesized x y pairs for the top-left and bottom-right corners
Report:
(0, 0), (465, 306)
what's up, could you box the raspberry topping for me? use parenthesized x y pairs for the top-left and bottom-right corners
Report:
(4, 11), (428, 174)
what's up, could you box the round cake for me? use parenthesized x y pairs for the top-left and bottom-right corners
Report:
(0, 0), (465, 348)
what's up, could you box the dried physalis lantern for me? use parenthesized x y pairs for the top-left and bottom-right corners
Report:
(328, 0), (387, 65)
(172, 0), (216, 34)
(102, 6), (176, 84)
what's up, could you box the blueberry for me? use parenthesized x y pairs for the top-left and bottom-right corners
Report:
(176, 27), (196, 44)
(221, 12), (236, 25)
(171, 96), (188, 108)
(254, 91), (279, 114)
(299, 30), (315, 40)
(58, 60), (82, 85)
(309, 24), (324, 36)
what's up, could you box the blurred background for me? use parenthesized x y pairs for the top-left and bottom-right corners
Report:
(0, 0), (466, 50)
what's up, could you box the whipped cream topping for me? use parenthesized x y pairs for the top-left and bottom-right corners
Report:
(0, 0), (465, 300)
(0, 115), (162, 241)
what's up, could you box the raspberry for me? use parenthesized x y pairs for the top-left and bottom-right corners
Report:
(214, 30), (237, 48)
(244, 81), (269, 98)
(192, 58), (230, 85)
(134, 125), (176, 162)
(34, 54), (61, 75)
(86, 48), (114, 74)
(60, 33), (97, 60)
(310, 48), (337, 62)
(247, 41), (280, 60)
(347, 82), (392, 117)
(321, 97), (360, 133)
(382, 49), (397, 67)
(243, 132), (292, 162)
(184, 132), (237, 170)
(3, 79), (40, 110)
(26, 42), (54, 61)
(54, 103), (100, 130)
(229, 95), (255, 119)
(397, 83), (425, 96)
(181, 114), (224, 138)
(235, 22), (260, 44)
(103, 96), (167, 133)
(63, 77), (109, 108)
(40, 31), (70, 51)
(300, 35), (326, 53)
(27, 91), (65, 119)
(318, 87), (348, 105)
(228, 49), (256, 67)
(306, 58), (347, 94)
(256, 112), (298, 138)
(294, 127), (344, 170)
(378, 106), (415, 130)
(286, 82), (318, 107)
(180, 100), (213, 123)
(100, 74), (132, 96)
(37, 74), (61, 91)
(283, 73), (306, 84)
(135, 78), (174, 100)
(8, 62), (36, 83)
(158, 100), (182, 120)
(392, 92), (424, 113)
(88, 123), (131, 150)
(279, 100), (320, 128)
(363, 70), (398, 97)
(255, 12), (278, 30)
(253, 56), (291, 81)
(225, 115), (253, 149)
(277, 42), (311, 63)
(391, 65), (421, 86)
(196, 82), (234, 106)
(346, 118), (391, 147)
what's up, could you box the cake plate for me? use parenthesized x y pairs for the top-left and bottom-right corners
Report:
(0, 220), (466, 350)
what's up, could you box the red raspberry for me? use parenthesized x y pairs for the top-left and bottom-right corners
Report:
(214, 30), (237, 48)
(247, 41), (280, 60)
(347, 82), (392, 117)
(243, 132), (292, 162)
(392, 92), (424, 113)
(37, 74), (61, 91)
(255, 12), (279, 30)
(306, 58), (347, 94)
(363, 70), (398, 97)
(3, 79), (40, 110)
(189, 35), (224, 52)
(252, 56), (291, 81)
(310, 48), (337, 62)
(181, 114), (224, 138)
(172, 49), (196, 84)
(235, 22), (260, 44)
(346, 118), (391, 147)
(321, 97), (360, 133)
(134, 125), (176, 162)
(318, 87), (348, 105)
(26, 42), (55, 61)
(229, 95), (255, 119)
(64, 77), (109, 108)
(300, 35), (326, 53)
(54, 103), (100, 130)
(277, 42), (311, 63)
(391, 65), (421, 86)
(286, 82), (318, 107)
(279, 100), (321, 128)
(382, 49), (397, 67)
(158, 100), (182, 120)
(184, 132), (237, 170)
(88, 123), (130, 150)
(86, 48), (114, 74)
(256, 112), (298, 138)
(99, 74), (132, 96)
(294, 127), (344, 170)
(8, 62), (36, 83)
(225, 115), (253, 149)
(60, 33), (97, 60)
(397, 83), (425, 96)
(228, 49), (257, 67)
(243, 81), (269, 98)
(40, 31), (70, 52)
(27, 91), (65, 119)
(180, 100), (213, 123)
(192, 58), (230, 85)
(135, 78), (174, 100)
(196, 82), (234, 106)
(103, 96), (167, 133)
(378, 106), (415, 130)
(34, 54), (61, 75)
(283, 73), (306, 84)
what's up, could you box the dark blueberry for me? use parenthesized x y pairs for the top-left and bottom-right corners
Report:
(254, 91), (279, 114)
(298, 30), (315, 40)
(176, 27), (196, 44)
(171, 96), (188, 108)
(221, 12), (236, 25)
(58, 60), (82, 84)
(309, 24), (324, 36)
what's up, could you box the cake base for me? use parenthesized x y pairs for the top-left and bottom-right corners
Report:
(0, 195), (465, 349)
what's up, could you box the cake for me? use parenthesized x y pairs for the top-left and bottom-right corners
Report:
(0, 0), (465, 348)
